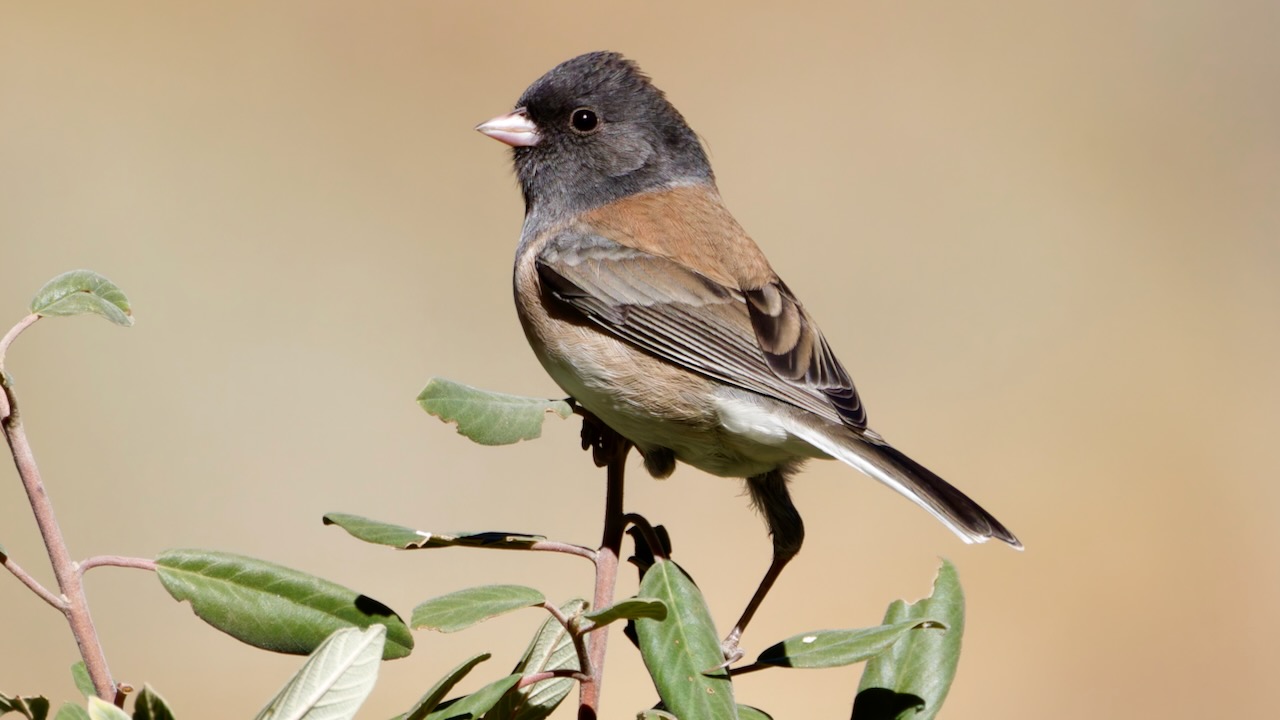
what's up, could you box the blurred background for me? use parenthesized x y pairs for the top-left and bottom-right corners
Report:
(2, 2), (1277, 718)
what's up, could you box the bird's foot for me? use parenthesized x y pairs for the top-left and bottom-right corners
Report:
(716, 628), (745, 670)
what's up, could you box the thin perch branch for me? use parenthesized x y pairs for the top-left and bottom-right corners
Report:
(1, 319), (117, 701)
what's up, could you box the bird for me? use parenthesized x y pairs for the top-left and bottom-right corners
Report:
(476, 51), (1020, 657)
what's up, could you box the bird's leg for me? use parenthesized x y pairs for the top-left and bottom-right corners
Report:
(724, 469), (805, 663)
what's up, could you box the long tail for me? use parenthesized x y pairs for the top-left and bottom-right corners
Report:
(786, 418), (1022, 548)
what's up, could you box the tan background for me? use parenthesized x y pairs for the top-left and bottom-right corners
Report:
(2, 2), (1277, 718)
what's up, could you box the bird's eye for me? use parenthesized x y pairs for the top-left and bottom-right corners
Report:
(570, 108), (600, 133)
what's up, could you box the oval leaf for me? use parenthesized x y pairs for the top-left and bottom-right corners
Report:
(86, 698), (130, 720)
(155, 548), (413, 659)
(634, 560), (737, 720)
(30, 270), (133, 326)
(322, 513), (544, 550)
(255, 625), (385, 720)
(738, 706), (774, 720)
(0, 693), (51, 720)
(487, 598), (586, 720)
(417, 377), (571, 446)
(395, 653), (491, 720)
(132, 686), (175, 720)
(582, 597), (667, 629)
(755, 621), (934, 669)
(854, 559), (965, 720)
(412, 585), (546, 633)
(54, 704), (89, 720)
(70, 662), (94, 698)
(422, 674), (520, 720)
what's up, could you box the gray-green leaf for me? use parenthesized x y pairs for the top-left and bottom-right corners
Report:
(412, 585), (545, 633)
(29, 270), (133, 326)
(394, 653), (491, 720)
(255, 626), (385, 720)
(422, 675), (520, 720)
(85, 699), (129, 720)
(854, 559), (965, 720)
(755, 621), (936, 669)
(634, 560), (736, 720)
(155, 548), (412, 659)
(417, 378), (571, 446)
(53, 705), (89, 720)
(581, 597), (667, 629)
(322, 514), (544, 550)
(70, 662), (94, 699)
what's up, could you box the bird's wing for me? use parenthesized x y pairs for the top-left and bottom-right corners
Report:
(536, 228), (866, 429)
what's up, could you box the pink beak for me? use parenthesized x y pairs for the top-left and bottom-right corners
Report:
(476, 108), (541, 147)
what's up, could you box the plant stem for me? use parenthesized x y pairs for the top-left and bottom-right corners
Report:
(542, 601), (594, 681)
(577, 420), (630, 720)
(79, 555), (158, 574)
(1, 553), (67, 610)
(1, 325), (116, 701)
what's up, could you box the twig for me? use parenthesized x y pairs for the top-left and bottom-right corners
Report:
(1, 553), (67, 610)
(527, 540), (597, 561)
(541, 601), (593, 681)
(518, 669), (590, 689)
(1, 316), (116, 700)
(79, 555), (158, 574)
(0, 313), (39, 368)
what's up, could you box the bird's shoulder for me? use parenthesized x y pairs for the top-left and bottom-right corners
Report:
(554, 183), (775, 291)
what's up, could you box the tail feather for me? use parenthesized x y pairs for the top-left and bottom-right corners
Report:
(786, 419), (1022, 548)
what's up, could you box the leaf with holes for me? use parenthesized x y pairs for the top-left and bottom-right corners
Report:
(418, 378), (571, 446)
(322, 513), (544, 550)
(854, 559), (965, 720)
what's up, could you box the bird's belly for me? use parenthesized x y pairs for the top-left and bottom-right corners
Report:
(532, 325), (821, 478)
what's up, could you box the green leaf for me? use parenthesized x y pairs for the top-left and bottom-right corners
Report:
(637, 711), (677, 720)
(738, 706), (774, 720)
(155, 548), (412, 659)
(634, 560), (737, 720)
(255, 625), (384, 720)
(755, 621), (935, 669)
(394, 653), (491, 720)
(29, 270), (133, 326)
(322, 513), (544, 550)
(54, 705), (89, 720)
(582, 597), (667, 629)
(411, 585), (545, 633)
(487, 598), (586, 720)
(854, 559), (965, 720)
(71, 662), (94, 699)
(86, 699), (129, 720)
(131, 686), (174, 720)
(0, 694), (51, 720)
(417, 378), (571, 446)
(422, 675), (520, 720)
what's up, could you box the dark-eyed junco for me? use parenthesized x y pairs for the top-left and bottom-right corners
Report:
(478, 51), (1020, 655)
